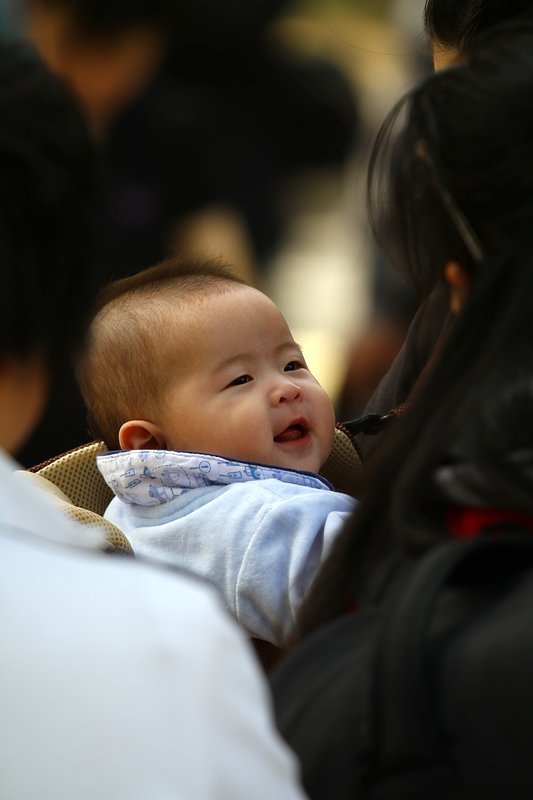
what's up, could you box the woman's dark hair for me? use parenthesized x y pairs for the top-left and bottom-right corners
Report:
(0, 40), (98, 367)
(296, 24), (533, 637)
(370, 23), (533, 297)
(424, 0), (533, 50)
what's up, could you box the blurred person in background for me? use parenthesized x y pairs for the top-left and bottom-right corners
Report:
(0, 38), (311, 800)
(335, 0), (430, 425)
(18, 0), (359, 467)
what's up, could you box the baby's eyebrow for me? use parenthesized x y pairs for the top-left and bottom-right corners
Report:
(284, 342), (305, 359)
(215, 342), (302, 372)
(281, 341), (304, 354)
(214, 353), (249, 372)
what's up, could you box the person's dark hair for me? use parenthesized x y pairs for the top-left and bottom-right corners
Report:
(0, 39), (98, 368)
(424, 0), (533, 50)
(369, 23), (533, 298)
(77, 256), (246, 450)
(296, 23), (533, 637)
(31, 0), (288, 45)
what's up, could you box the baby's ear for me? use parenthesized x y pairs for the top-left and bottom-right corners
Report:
(119, 420), (167, 451)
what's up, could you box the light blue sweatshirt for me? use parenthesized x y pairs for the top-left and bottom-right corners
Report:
(98, 450), (356, 645)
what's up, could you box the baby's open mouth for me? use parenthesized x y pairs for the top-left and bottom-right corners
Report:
(274, 422), (308, 443)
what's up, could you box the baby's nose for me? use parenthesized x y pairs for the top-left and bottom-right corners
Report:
(270, 377), (302, 405)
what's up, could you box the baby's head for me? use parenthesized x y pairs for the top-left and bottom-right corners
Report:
(79, 257), (336, 474)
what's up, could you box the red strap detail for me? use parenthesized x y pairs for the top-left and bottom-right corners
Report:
(446, 507), (533, 539)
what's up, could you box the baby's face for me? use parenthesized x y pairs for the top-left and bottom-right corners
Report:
(158, 285), (335, 474)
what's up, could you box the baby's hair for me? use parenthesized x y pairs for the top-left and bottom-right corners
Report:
(77, 255), (247, 449)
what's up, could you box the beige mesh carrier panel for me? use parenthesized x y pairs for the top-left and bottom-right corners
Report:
(28, 441), (133, 555)
(26, 425), (360, 557)
(320, 423), (362, 493)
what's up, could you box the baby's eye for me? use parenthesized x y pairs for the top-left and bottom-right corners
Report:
(228, 374), (252, 387)
(284, 360), (305, 372)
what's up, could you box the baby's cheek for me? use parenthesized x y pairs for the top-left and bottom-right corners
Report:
(321, 390), (336, 426)
(316, 398), (336, 452)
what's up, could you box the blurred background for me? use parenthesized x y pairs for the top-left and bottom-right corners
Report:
(262, 0), (430, 418)
(2, 0), (431, 463)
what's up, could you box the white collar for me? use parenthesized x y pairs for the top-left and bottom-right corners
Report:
(98, 449), (331, 506)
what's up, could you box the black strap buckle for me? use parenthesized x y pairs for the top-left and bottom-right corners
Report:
(342, 412), (397, 437)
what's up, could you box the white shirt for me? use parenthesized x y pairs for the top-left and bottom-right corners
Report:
(0, 450), (307, 800)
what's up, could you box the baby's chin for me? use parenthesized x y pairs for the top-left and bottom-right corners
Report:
(271, 454), (322, 475)
(227, 444), (323, 474)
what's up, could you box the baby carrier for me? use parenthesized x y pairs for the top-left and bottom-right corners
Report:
(271, 533), (533, 799)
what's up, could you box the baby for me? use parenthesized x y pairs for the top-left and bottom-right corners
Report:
(78, 257), (355, 645)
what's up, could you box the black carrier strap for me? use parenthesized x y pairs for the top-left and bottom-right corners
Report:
(372, 534), (533, 776)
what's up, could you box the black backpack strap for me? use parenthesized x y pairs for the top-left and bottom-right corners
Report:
(371, 534), (533, 774)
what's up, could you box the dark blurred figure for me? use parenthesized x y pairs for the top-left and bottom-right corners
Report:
(336, 4), (431, 423)
(18, 0), (360, 466)
(341, 0), (533, 451)
(335, 252), (419, 422)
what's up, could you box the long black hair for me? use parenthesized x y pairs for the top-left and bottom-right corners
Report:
(296, 24), (533, 637)
(424, 0), (533, 49)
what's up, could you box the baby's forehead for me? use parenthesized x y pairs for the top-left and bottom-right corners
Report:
(112, 282), (289, 352)
(164, 283), (293, 340)
(171, 282), (281, 321)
